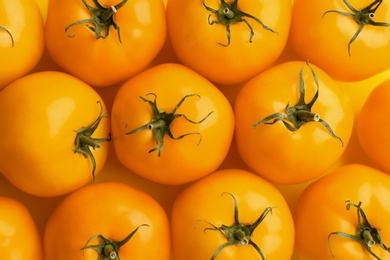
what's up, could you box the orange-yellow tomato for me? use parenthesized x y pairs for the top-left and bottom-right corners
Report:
(289, 0), (390, 81)
(0, 0), (45, 89)
(294, 164), (390, 260)
(166, 0), (292, 85)
(111, 63), (235, 185)
(171, 169), (295, 260)
(357, 78), (390, 175)
(0, 71), (110, 197)
(234, 61), (354, 184)
(44, 181), (171, 260)
(45, 0), (166, 87)
(0, 196), (43, 260)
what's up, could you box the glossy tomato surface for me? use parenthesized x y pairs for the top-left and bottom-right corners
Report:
(0, 196), (44, 260)
(45, 0), (166, 87)
(294, 164), (390, 260)
(0, 0), (45, 89)
(44, 181), (170, 260)
(171, 169), (295, 260)
(234, 61), (354, 184)
(0, 71), (110, 197)
(290, 0), (390, 81)
(357, 78), (390, 175)
(166, 0), (292, 85)
(111, 63), (235, 185)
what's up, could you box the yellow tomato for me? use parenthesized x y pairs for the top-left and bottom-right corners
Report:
(0, 71), (110, 197)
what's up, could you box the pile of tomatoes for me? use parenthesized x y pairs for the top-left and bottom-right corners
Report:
(2, 0), (390, 259)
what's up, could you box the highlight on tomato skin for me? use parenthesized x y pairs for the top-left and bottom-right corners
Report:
(166, 0), (292, 86)
(234, 60), (355, 184)
(0, 0), (45, 90)
(0, 71), (111, 197)
(171, 168), (295, 260)
(0, 196), (44, 260)
(294, 164), (390, 260)
(111, 63), (235, 185)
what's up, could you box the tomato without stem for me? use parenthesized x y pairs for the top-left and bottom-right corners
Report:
(0, 71), (110, 197)
(44, 181), (170, 260)
(35, 0), (49, 22)
(357, 78), (390, 175)
(166, 0), (292, 85)
(0, 196), (43, 260)
(234, 61), (354, 184)
(111, 63), (235, 185)
(294, 164), (390, 260)
(290, 0), (390, 81)
(171, 169), (295, 260)
(0, 0), (45, 89)
(45, 0), (166, 87)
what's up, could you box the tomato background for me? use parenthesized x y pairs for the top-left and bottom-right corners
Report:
(1, 0), (390, 259)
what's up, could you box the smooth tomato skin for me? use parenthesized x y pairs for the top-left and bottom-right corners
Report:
(294, 164), (390, 260)
(0, 196), (44, 260)
(357, 79), (390, 175)
(0, 0), (45, 89)
(111, 63), (235, 185)
(234, 61), (354, 184)
(45, 0), (166, 87)
(171, 169), (295, 260)
(44, 182), (170, 260)
(0, 71), (110, 197)
(166, 0), (292, 85)
(290, 0), (390, 82)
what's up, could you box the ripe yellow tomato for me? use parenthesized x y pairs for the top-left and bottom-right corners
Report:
(171, 169), (295, 260)
(45, 0), (166, 87)
(295, 164), (390, 260)
(0, 196), (43, 260)
(0, 71), (110, 197)
(166, 0), (292, 85)
(44, 182), (171, 259)
(0, 0), (45, 89)
(111, 63), (235, 185)
(234, 61), (354, 184)
(290, 0), (390, 81)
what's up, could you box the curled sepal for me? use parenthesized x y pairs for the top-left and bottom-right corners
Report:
(65, 0), (128, 43)
(74, 101), (111, 183)
(123, 93), (214, 157)
(328, 200), (390, 260)
(202, 0), (277, 47)
(0, 26), (14, 47)
(322, 0), (390, 56)
(81, 224), (149, 260)
(196, 192), (277, 260)
(253, 61), (344, 146)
